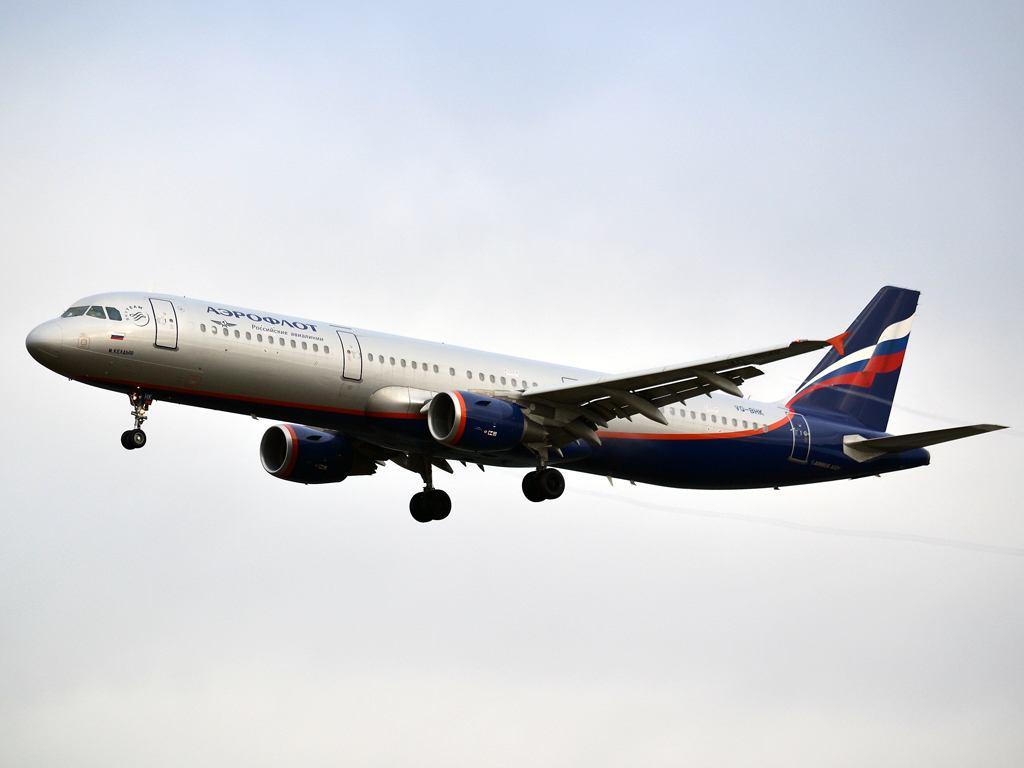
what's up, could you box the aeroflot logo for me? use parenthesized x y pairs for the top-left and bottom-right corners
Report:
(207, 306), (319, 332)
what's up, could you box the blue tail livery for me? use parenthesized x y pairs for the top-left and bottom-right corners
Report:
(788, 286), (918, 431)
(26, 286), (1006, 521)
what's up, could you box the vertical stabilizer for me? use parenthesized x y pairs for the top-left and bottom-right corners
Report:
(788, 286), (919, 431)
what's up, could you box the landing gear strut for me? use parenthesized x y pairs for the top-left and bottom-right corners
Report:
(121, 392), (151, 450)
(522, 468), (565, 502)
(409, 457), (452, 523)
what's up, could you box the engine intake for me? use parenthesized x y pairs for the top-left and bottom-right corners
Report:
(427, 391), (543, 451)
(260, 424), (376, 484)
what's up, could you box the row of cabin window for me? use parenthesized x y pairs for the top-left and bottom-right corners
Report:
(364, 353), (537, 389)
(662, 405), (760, 429)
(198, 323), (330, 354)
(62, 305), (123, 321)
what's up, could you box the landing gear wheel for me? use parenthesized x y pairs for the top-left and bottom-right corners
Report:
(426, 489), (452, 520)
(523, 469), (565, 502)
(522, 472), (545, 502)
(120, 430), (135, 450)
(538, 468), (564, 500)
(410, 492), (432, 523)
(129, 429), (147, 449)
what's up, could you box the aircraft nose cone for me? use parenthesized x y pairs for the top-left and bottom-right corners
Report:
(26, 322), (63, 363)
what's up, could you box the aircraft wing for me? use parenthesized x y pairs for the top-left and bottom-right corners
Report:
(518, 338), (838, 444)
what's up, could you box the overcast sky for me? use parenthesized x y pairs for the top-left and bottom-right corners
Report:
(2, 3), (1022, 766)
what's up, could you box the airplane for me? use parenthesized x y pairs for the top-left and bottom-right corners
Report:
(25, 286), (1005, 522)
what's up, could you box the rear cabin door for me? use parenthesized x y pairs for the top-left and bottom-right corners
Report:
(149, 298), (178, 349)
(336, 330), (362, 381)
(789, 413), (811, 464)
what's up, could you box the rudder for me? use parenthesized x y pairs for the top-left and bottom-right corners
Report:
(788, 286), (919, 431)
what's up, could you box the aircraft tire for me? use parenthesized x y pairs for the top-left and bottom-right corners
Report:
(130, 429), (147, 449)
(522, 472), (546, 503)
(538, 469), (565, 500)
(427, 490), (452, 520)
(409, 492), (432, 523)
(121, 430), (136, 450)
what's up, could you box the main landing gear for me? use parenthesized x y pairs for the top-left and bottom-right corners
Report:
(409, 457), (452, 523)
(522, 468), (565, 503)
(121, 392), (151, 450)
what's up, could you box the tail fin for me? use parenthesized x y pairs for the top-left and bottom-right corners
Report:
(788, 286), (919, 431)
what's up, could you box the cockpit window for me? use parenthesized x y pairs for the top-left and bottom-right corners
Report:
(105, 307), (122, 321)
(86, 306), (107, 319)
(61, 306), (88, 317)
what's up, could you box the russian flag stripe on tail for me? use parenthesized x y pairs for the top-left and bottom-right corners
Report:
(788, 286), (919, 432)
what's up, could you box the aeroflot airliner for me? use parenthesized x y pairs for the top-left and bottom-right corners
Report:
(26, 286), (1005, 522)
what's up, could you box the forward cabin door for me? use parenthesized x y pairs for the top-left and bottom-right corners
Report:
(336, 330), (362, 381)
(149, 298), (179, 350)
(789, 413), (811, 464)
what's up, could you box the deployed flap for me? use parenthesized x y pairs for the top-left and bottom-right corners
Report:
(843, 424), (1006, 462)
(523, 339), (833, 423)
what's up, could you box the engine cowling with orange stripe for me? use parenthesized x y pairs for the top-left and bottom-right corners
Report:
(427, 391), (545, 451)
(260, 424), (377, 484)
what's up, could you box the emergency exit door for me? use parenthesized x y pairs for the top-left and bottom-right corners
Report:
(149, 298), (178, 350)
(336, 330), (362, 381)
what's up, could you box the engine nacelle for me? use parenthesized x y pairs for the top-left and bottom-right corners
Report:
(427, 391), (543, 451)
(260, 424), (376, 484)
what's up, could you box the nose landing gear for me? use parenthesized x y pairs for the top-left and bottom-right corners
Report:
(121, 392), (151, 450)
(522, 468), (565, 502)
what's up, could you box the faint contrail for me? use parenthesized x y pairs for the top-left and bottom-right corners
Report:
(571, 489), (1024, 557)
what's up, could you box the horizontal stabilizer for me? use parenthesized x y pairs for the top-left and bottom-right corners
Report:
(843, 424), (1006, 462)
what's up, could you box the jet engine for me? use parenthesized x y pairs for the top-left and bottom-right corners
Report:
(427, 391), (544, 451)
(260, 424), (376, 484)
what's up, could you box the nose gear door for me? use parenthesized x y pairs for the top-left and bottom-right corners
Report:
(149, 298), (178, 350)
(789, 413), (811, 464)
(336, 330), (362, 381)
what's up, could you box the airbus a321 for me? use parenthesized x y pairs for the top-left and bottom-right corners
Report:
(26, 286), (1004, 522)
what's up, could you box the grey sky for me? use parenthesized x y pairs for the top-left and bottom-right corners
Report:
(1, 3), (1022, 766)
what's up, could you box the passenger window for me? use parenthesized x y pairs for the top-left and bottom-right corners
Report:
(290, 339), (296, 348)
(278, 336), (284, 345)
(258, 334), (263, 342)
(752, 422), (758, 429)
(500, 377), (506, 385)
(489, 375), (495, 383)
(411, 361), (417, 369)
(390, 357), (395, 365)
(200, 324), (207, 332)
(467, 371), (472, 378)
(449, 367), (455, 375)
(224, 327), (229, 336)
(268, 335), (274, 344)
(61, 306), (88, 317)
(87, 306), (106, 319)
(742, 420), (748, 428)
(302, 342), (307, 350)
(246, 332), (251, 340)
(701, 413), (706, 421)
(511, 378), (516, 387)
(479, 372), (485, 381)
(670, 407), (675, 415)
(533, 382), (537, 388)
(690, 411), (696, 419)
(422, 362), (427, 371)
(105, 307), (122, 321)
(732, 418), (737, 427)
(433, 365), (439, 373)
(711, 415), (717, 423)
(324, 346), (330, 354)
(234, 330), (240, 338)
(401, 359), (407, 367)
(367, 353), (373, 362)
(312, 343), (318, 351)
